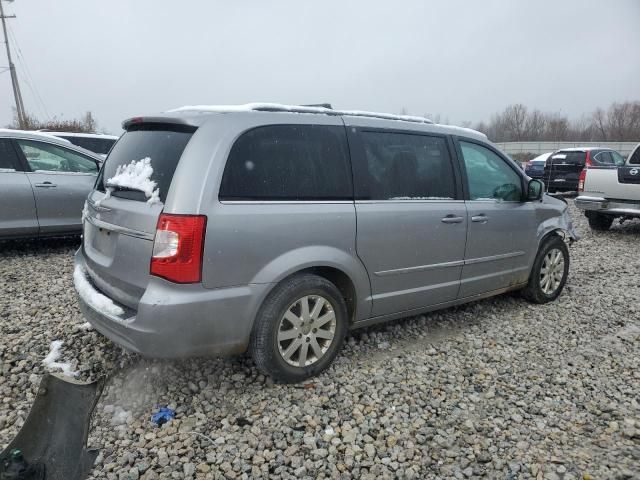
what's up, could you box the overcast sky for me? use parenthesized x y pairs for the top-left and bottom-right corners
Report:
(1, 0), (639, 133)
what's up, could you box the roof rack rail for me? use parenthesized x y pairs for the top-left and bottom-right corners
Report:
(167, 103), (434, 124)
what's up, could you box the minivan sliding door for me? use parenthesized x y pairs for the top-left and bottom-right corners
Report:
(348, 126), (467, 317)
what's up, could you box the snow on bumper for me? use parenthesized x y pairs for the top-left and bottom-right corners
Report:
(73, 265), (124, 318)
(73, 250), (270, 358)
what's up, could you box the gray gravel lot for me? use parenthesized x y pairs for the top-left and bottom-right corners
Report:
(1, 202), (639, 480)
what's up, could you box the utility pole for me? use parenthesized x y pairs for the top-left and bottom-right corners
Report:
(0, 0), (27, 129)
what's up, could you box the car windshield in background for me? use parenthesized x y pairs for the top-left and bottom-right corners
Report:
(96, 125), (195, 203)
(549, 151), (586, 165)
(61, 136), (117, 155)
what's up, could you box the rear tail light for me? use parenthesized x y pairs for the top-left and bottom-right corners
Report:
(150, 214), (207, 283)
(578, 169), (587, 192)
(584, 150), (592, 167)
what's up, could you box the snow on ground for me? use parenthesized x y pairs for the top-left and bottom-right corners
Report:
(73, 265), (124, 317)
(42, 340), (78, 377)
(105, 157), (160, 205)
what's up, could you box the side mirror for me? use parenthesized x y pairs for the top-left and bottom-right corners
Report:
(527, 179), (544, 201)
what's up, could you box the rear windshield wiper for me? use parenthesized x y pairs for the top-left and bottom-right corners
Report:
(105, 184), (144, 194)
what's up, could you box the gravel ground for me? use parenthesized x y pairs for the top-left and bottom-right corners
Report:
(1, 202), (639, 480)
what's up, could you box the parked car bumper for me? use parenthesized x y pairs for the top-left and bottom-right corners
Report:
(74, 250), (270, 358)
(575, 196), (640, 217)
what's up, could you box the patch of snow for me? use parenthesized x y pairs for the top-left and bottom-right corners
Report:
(105, 157), (160, 205)
(529, 152), (553, 163)
(82, 201), (89, 221)
(167, 103), (434, 124)
(79, 322), (93, 331)
(110, 406), (132, 426)
(42, 340), (78, 377)
(73, 265), (124, 317)
(93, 188), (111, 208)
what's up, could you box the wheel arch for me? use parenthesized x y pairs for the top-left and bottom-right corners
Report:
(250, 246), (371, 324)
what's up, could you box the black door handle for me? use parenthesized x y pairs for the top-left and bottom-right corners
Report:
(35, 181), (57, 188)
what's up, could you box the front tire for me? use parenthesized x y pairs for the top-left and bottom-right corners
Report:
(587, 212), (614, 231)
(249, 274), (348, 383)
(521, 235), (569, 304)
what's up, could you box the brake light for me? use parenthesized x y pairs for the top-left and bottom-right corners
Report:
(585, 150), (592, 167)
(578, 169), (587, 192)
(150, 214), (207, 283)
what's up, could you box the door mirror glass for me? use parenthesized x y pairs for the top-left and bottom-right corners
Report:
(527, 179), (544, 201)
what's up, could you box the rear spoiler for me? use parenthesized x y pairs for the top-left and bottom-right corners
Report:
(121, 116), (200, 130)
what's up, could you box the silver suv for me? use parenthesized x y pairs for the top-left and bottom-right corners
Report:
(74, 104), (577, 382)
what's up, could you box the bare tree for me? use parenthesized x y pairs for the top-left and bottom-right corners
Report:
(7, 109), (100, 133)
(524, 109), (546, 140)
(474, 100), (639, 142)
(502, 104), (528, 141)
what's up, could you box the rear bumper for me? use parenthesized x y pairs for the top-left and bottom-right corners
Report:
(74, 250), (271, 358)
(575, 196), (640, 217)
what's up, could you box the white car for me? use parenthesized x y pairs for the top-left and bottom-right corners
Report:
(575, 143), (640, 230)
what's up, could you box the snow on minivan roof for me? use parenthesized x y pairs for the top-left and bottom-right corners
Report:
(165, 103), (487, 140)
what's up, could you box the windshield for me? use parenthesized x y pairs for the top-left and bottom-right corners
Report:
(96, 125), (195, 202)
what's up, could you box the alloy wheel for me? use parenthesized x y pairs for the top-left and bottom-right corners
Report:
(277, 295), (337, 367)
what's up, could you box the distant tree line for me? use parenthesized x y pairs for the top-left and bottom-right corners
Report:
(472, 101), (640, 143)
(8, 108), (98, 133)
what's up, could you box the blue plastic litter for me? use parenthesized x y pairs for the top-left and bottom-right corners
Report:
(151, 407), (175, 427)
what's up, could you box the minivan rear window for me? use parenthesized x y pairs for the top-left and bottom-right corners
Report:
(97, 124), (195, 203)
(219, 125), (352, 201)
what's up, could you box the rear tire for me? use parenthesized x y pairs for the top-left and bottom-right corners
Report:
(521, 235), (569, 304)
(249, 274), (348, 383)
(587, 212), (614, 231)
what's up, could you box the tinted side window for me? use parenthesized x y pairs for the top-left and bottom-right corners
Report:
(355, 131), (455, 200)
(219, 125), (352, 201)
(0, 139), (21, 171)
(460, 141), (522, 201)
(593, 151), (613, 166)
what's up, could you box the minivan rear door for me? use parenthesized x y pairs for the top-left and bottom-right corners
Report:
(347, 121), (467, 317)
(82, 124), (196, 308)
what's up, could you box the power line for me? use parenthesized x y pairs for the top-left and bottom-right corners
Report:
(7, 24), (50, 120)
(0, 0), (27, 128)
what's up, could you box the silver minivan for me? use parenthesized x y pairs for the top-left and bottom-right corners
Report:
(74, 104), (577, 382)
